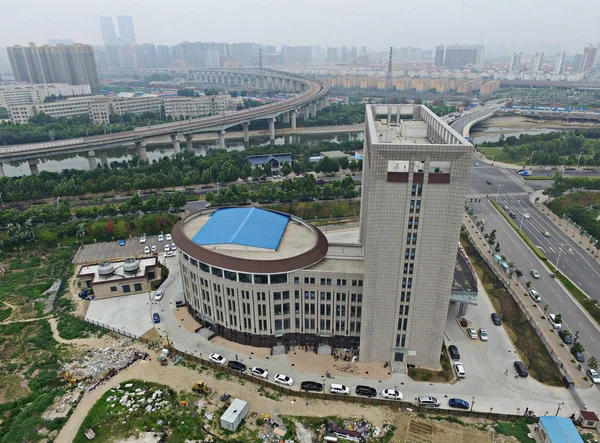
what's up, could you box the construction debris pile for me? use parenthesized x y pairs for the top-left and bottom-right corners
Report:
(60, 344), (148, 390)
(321, 419), (392, 442)
(255, 412), (294, 443)
(37, 279), (62, 314)
(42, 390), (83, 421)
(105, 383), (171, 415)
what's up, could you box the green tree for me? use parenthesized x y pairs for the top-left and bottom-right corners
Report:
(526, 280), (532, 288)
(38, 229), (58, 247)
(170, 191), (186, 211)
(281, 162), (292, 176)
(588, 356), (599, 371)
(113, 220), (127, 239)
(263, 162), (272, 176)
(514, 269), (523, 280)
(554, 313), (563, 326)
(572, 341), (585, 353)
(157, 195), (170, 211)
(128, 193), (143, 209)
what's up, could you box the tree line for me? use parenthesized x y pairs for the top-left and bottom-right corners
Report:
(0, 140), (363, 203)
(206, 175), (358, 206)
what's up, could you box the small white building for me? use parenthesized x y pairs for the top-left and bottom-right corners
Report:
(220, 398), (248, 432)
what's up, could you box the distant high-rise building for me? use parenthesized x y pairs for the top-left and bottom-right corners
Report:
(509, 52), (522, 73)
(440, 44), (483, 68)
(531, 52), (544, 73)
(434, 45), (445, 65)
(572, 53), (585, 74)
(395, 47), (423, 62)
(349, 46), (358, 60)
(100, 17), (119, 46)
(7, 43), (100, 92)
(230, 42), (258, 65)
(327, 47), (338, 63)
(157, 45), (172, 68)
(117, 16), (136, 46)
(341, 46), (348, 63)
(281, 45), (312, 64)
(205, 50), (220, 68)
(553, 53), (565, 75)
(583, 43), (599, 72)
(48, 39), (74, 46)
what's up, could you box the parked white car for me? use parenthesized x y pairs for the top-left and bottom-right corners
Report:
(381, 389), (403, 400)
(151, 245), (157, 253)
(329, 384), (350, 395)
(154, 290), (164, 301)
(454, 363), (466, 378)
(166, 234), (172, 241)
(251, 367), (269, 379)
(588, 368), (600, 384)
(548, 314), (562, 329)
(529, 289), (541, 302)
(165, 251), (176, 258)
(158, 234), (164, 242)
(165, 245), (170, 252)
(171, 243), (176, 250)
(209, 353), (226, 365)
(467, 328), (477, 339)
(139, 235), (146, 244)
(273, 373), (294, 386)
(143, 246), (150, 254)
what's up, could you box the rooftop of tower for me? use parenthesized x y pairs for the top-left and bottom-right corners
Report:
(366, 104), (471, 146)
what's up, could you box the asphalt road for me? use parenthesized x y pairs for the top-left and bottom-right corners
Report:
(469, 198), (600, 365)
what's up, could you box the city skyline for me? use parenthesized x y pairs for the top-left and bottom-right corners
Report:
(0, 0), (598, 54)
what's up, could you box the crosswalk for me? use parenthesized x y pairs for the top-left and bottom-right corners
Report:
(465, 192), (530, 199)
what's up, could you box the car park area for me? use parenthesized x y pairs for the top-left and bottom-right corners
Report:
(73, 234), (171, 264)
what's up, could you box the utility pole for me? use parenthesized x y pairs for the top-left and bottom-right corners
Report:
(386, 47), (393, 91)
(576, 150), (584, 168)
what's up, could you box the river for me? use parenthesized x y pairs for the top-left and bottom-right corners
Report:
(2, 132), (364, 177)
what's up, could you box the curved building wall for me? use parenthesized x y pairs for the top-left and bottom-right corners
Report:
(174, 211), (364, 348)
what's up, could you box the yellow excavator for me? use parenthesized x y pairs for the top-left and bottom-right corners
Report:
(192, 381), (212, 395)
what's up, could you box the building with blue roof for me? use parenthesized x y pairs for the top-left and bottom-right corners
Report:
(538, 416), (584, 443)
(246, 153), (292, 173)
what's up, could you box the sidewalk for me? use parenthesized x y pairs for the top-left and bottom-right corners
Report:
(463, 216), (587, 389)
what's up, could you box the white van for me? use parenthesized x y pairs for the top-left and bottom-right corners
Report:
(417, 396), (440, 407)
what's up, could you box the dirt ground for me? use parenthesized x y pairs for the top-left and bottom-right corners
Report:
(55, 338), (522, 443)
(286, 348), (392, 379)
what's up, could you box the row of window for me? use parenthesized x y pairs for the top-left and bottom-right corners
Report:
(185, 254), (288, 284)
(110, 282), (142, 293)
(295, 277), (363, 287)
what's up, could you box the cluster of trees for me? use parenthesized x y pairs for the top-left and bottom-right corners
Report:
(298, 104), (365, 127)
(0, 107), (9, 119)
(1, 212), (179, 248)
(205, 175), (358, 206)
(545, 172), (600, 197)
(482, 130), (600, 166)
(145, 73), (174, 82)
(0, 191), (186, 228)
(0, 140), (363, 202)
(0, 112), (166, 146)
(426, 100), (457, 117)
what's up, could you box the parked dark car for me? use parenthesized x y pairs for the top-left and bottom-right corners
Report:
(448, 398), (470, 410)
(491, 313), (502, 326)
(355, 385), (377, 397)
(227, 361), (247, 373)
(570, 347), (585, 362)
(152, 313), (160, 324)
(486, 180), (493, 185)
(301, 381), (324, 392)
(514, 361), (528, 377)
(558, 330), (574, 345)
(448, 345), (460, 360)
(509, 212), (517, 219)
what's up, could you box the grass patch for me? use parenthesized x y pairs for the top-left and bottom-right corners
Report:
(74, 379), (207, 443)
(461, 232), (563, 386)
(7, 256), (42, 271)
(481, 147), (522, 165)
(494, 418), (536, 442)
(0, 306), (12, 322)
(56, 315), (108, 340)
(433, 415), (467, 426)
(524, 176), (555, 181)
(490, 199), (547, 260)
(257, 386), (283, 401)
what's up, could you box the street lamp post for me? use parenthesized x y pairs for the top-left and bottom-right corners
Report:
(496, 184), (504, 200)
(528, 150), (537, 168)
(470, 396), (475, 412)
(56, 197), (60, 207)
(556, 401), (564, 416)
(556, 242), (568, 269)
(576, 151), (584, 168)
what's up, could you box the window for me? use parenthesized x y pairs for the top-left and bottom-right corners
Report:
(351, 293), (357, 302)
(410, 248), (416, 260)
(283, 318), (290, 330)
(254, 274), (268, 284)
(190, 258), (198, 266)
(224, 270), (237, 281)
(358, 280), (363, 287)
(274, 292), (282, 301)
(310, 278), (315, 284)
(403, 264), (408, 274)
(199, 262), (209, 272)
(356, 307), (361, 318)
(274, 304), (282, 315)
(304, 277), (310, 284)
(283, 303), (290, 315)
(405, 248), (410, 259)
(352, 280), (357, 287)
(414, 218), (419, 229)
(295, 290), (300, 299)
(294, 277), (299, 284)
(410, 200), (415, 213)
(403, 318), (408, 330)
(399, 305), (404, 315)
(412, 233), (417, 245)
(408, 217), (413, 229)
(407, 278), (412, 288)
(416, 201), (421, 213)
(295, 303), (300, 314)
(304, 291), (310, 300)
(402, 278), (407, 289)
(271, 273), (288, 284)
(211, 267), (223, 277)
(350, 322), (355, 332)
(351, 306), (356, 317)
(396, 334), (401, 347)
(417, 183), (423, 196)
(134, 283), (142, 291)
(282, 291), (290, 300)
(321, 278), (326, 285)
(406, 233), (411, 245)
(122, 285), (131, 293)
(401, 334), (406, 346)
(321, 305), (326, 316)
(110, 286), (117, 292)
(404, 306), (409, 316)
(275, 319), (282, 331)
(411, 183), (417, 196)
(326, 278), (332, 286)
(295, 318), (300, 329)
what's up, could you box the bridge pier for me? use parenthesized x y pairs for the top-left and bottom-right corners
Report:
(242, 122), (250, 143)
(283, 112), (290, 124)
(291, 110), (297, 129)
(171, 134), (181, 154)
(323, 95), (330, 108)
(135, 140), (147, 162)
(99, 150), (108, 167)
(303, 105), (310, 120)
(218, 130), (226, 149)
(28, 158), (39, 176)
(88, 151), (98, 170)
(0, 162), (4, 177)
(268, 118), (276, 142)
(184, 134), (194, 151)
(310, 102), (317, 116)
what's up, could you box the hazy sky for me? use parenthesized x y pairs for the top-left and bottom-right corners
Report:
(0, 0), (598, 54)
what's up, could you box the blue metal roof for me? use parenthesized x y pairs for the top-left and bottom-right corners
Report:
(539, 416), (584, 443)
(247, 153), (292, 166)
(192, 208), (289, 250)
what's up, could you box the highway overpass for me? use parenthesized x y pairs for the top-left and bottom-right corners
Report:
(0, 68), (329, 176)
